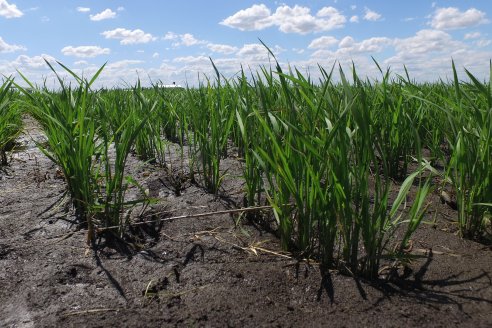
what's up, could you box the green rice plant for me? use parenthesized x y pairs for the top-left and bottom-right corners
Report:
(396, 70), (450, 168)
(370, 62), (420, 180)
(17, 65), (157, 242)
(15, 61), (104, 243)
(132, 82), (167, 165)
(186, 82), (216, 192)
(252, 80), (346, 254)
(165, 90), (196, 183)
(248, 48), (431, 277)
(436, 61), (492, 241)
(151, 82), (185, 144)
(345, 66), (430, 277)
(93, 88), (155, 236)
(248, 51), (344, 254)
(233, 64), (291, 209)
(234, 68), (266, 207)
(0, 78), (23, 165)
(187, 61), (235, 195)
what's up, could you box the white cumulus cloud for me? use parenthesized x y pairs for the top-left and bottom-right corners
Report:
(311, 36), (391, 61)
(308, 36), (338, 49)
(236, 43), (267, 57)
(61, 45), (110, 58)
(236, 43), (283, 62)
(274, 5), (346, 34)
(393, 29), (459, 56)
(357, 37), (391, 52)
(464, 32), (481, 40)
(382, 29), (491, 82)
(475, 39), (491, 47)
(221, 4), (346, 34)
(207, 43), (238, 54)
(363, 8), (382, 21)
(0, 0), (23, 18)
(220, 4), (273, 31)
(163, 32), (206, 47)
(90, 8), (116, 21)
(12, 54), (56, 69)
(430, 7), (488, 30)
(339, 36), (354, 48)
(163, 32), (178, 40)
(107, 60), (143, 70)
(350, 15), (359, 23)
(180, 33), (200, 46)
(173, 55), (210, 66)
(0, 36), (25, 53)
(101, 28), (156, 45)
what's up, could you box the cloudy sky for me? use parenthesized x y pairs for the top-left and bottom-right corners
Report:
(1, 0), (491, 87)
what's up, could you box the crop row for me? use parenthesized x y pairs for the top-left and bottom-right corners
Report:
(1, 56), (490, 278)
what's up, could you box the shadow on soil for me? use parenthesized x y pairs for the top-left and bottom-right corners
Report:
(84, 219), (491, 318)
(305, 248), (492, 314)
(366, 250), (492, 310)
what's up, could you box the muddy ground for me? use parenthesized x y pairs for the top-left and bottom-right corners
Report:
(1, 120), (491, 327)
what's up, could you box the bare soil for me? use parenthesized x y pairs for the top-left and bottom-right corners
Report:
(1, 120), (491, 327)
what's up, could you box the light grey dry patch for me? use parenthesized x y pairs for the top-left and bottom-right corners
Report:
(0, 301), (34, 328)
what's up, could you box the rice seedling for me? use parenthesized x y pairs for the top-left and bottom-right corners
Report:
(93, 87), (155, 237)
(432, 61), (492, 241)
(151, 82), (185, 144)
(234, 67), (266, 208)
(0, 78), (23, 165)
(402, 79), (449, 168)
(186, 61), (235, 195)
(16, 62), (104, 243)
(132, 82), (167, 166)
(245, 46), (431, 277)
(152, 82), (203, 193)
(370, 62), (420, 180)
(15, 62), (155, 243)
(332, 64), (430, 277)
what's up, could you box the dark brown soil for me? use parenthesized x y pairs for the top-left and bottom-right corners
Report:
(1, 121), (491, 328)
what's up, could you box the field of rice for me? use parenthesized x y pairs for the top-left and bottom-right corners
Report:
(1, 58), (491, 326)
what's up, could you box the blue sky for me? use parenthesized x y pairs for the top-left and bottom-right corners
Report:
(1, 0), (491, 87)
